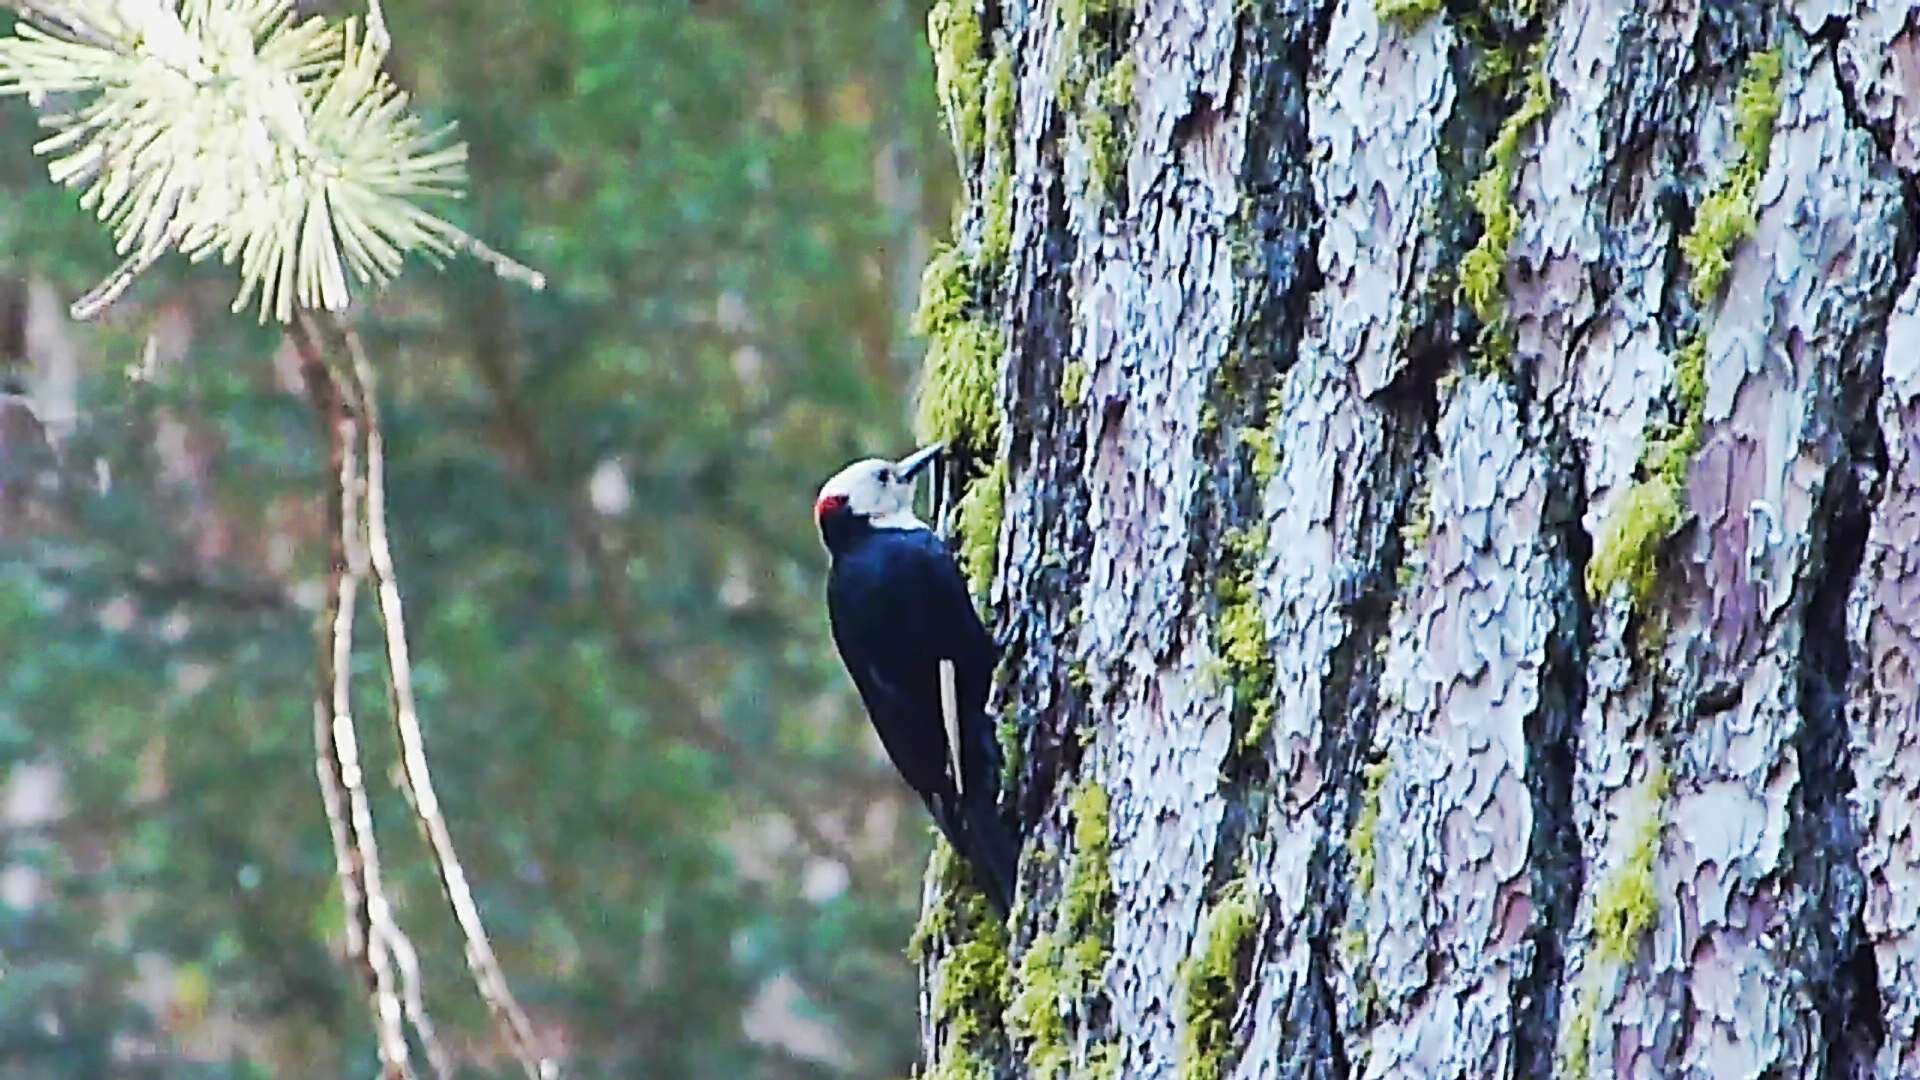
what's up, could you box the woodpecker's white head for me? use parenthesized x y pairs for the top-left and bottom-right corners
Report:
(815, 443), (941, 547)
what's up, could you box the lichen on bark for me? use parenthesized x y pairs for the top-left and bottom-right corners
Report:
(1008, 778), (1115, 1078)
(1679, 49), (1784, 304)
(1458, 45), (1554, 365)
(1177, 879), (1258, 1080)
(914, 843), (1013, 1079)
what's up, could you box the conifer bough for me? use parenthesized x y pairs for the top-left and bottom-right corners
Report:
(2, 5), (554, 1076)
(0, 0), (541, 322)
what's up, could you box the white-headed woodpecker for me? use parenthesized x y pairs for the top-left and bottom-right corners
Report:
(816, 444), (1018, 913)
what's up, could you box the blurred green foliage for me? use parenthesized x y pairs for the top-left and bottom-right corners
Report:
(0, 1), (952, 1076)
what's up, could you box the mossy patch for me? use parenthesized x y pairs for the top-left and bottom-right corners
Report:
(1560, 992), (1596, 1080)
(926, 1047), (993, 1080)
(929, 0), (988, 164)
(1086, 1041), (1124, 1079)
(978, 52), (1017, 272)
(1680, 49), (1783, 305)
(1559, 768), (1670, 1077)
(1082, 58), (1135, 204)
(1376, 0), (1443, 29)
(997, 714), (1023, 790)
(1238, 425), (1280, 487)
(1590, 324), (1707, 617)
(1590, 767), (1669, 965)
(1642, 333), (1706, 488)
(1060, 360), (1089, 407)
(1348, 757), (1391, 899)
(984, 48), (1016, 153)
(1457, 48), (1553, 365)
(1008, 936), (1074, 1079)
(1059, 0), (1133, 72)
(914, 841), (1012, 1078)
(1584, 479), (1682, 610)
(955, 457), (1008, 595)
(1340, 927), (1368, 967)
(913, 246), (1004, 456)
(1473, 40), (1519, 90)
(1008, 779), (1115, 1078)
(1177, 879), (1259, 1080)
(1064, 781), (1113, 932)
(1395, 476), (1435, 590)
(936, 924), (1012, 1042)
(1059, 2), (1135, 206)
(914, 14), (1017, 457)
(1213, 527), (1276, 748)
(915, 241), (973, 332)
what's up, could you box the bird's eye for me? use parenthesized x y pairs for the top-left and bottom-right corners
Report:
(878, 468), (895, 484)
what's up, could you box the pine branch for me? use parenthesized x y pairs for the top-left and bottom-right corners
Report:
(296, 318), (417, 1080)
(1, 7), (552, 1070)
(336, 317), (553, 1080)
(0, 2), (115, 50)
(381, 918), (458, 1080)
(0, 0), (544, 321)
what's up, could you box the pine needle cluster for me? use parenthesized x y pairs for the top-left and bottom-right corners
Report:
(0, 1), (477, 321)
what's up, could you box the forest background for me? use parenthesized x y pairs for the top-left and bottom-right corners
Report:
(0, 2), (950, 1077)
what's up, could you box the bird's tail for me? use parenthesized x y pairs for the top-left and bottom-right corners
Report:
(929, 786), (1020, 916)
(958, 788), (1018, 916)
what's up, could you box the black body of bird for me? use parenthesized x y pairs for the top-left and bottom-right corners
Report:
(816, 445), (1018, 913)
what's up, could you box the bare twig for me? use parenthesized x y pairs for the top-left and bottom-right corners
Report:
(296, 318), (416, 1080)
(69, 242), (169, 321)
(450, 227), (548, 292)
(337, 319), (552, 1080)
(379, 919), (457, 1080)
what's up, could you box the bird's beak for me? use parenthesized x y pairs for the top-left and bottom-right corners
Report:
(894, 442), (943, 482)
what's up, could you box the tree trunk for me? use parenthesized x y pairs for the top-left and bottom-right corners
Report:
(908, 0), (1919, 1076)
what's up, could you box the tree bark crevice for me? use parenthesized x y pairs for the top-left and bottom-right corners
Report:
(1794, 431), (1879, 1076)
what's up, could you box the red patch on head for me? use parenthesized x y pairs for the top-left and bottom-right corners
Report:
(814, 493), (850, 524)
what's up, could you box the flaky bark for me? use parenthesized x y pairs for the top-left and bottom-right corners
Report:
(911, 0), (1920, 1077)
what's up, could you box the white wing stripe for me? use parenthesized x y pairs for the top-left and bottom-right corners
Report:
(939, 658), (962, 795)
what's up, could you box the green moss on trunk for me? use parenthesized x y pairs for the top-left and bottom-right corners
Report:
(1680, 49), (1783, 305)
(955, 458), (1008, 595)
(1376, 0), (1443, 29)
(1060, 360), (1089, 407)
(1457, 48), (1553, 365)
(915, 843), (1013, 1078)
(1212, 527), (1276, 748)
(912, 247), (1004, 455)
(929, 0), (988, 163)
(1559, 768), (1671, 1077)
(1177, 880), (1258, 1080)
(1590, 767), (1670, 964)
(1008, 779), (1115, 1078)
(1348, 757), (1392, 899)
(1584, 479), (1682, 610)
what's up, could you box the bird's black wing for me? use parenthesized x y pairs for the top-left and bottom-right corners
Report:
(829, 529), (1016, 908)
(899, 532), (1018, 910)
(892, 530), (999, 800)
(826, 535), (966, 800)
(827, 528), (1016, 910)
